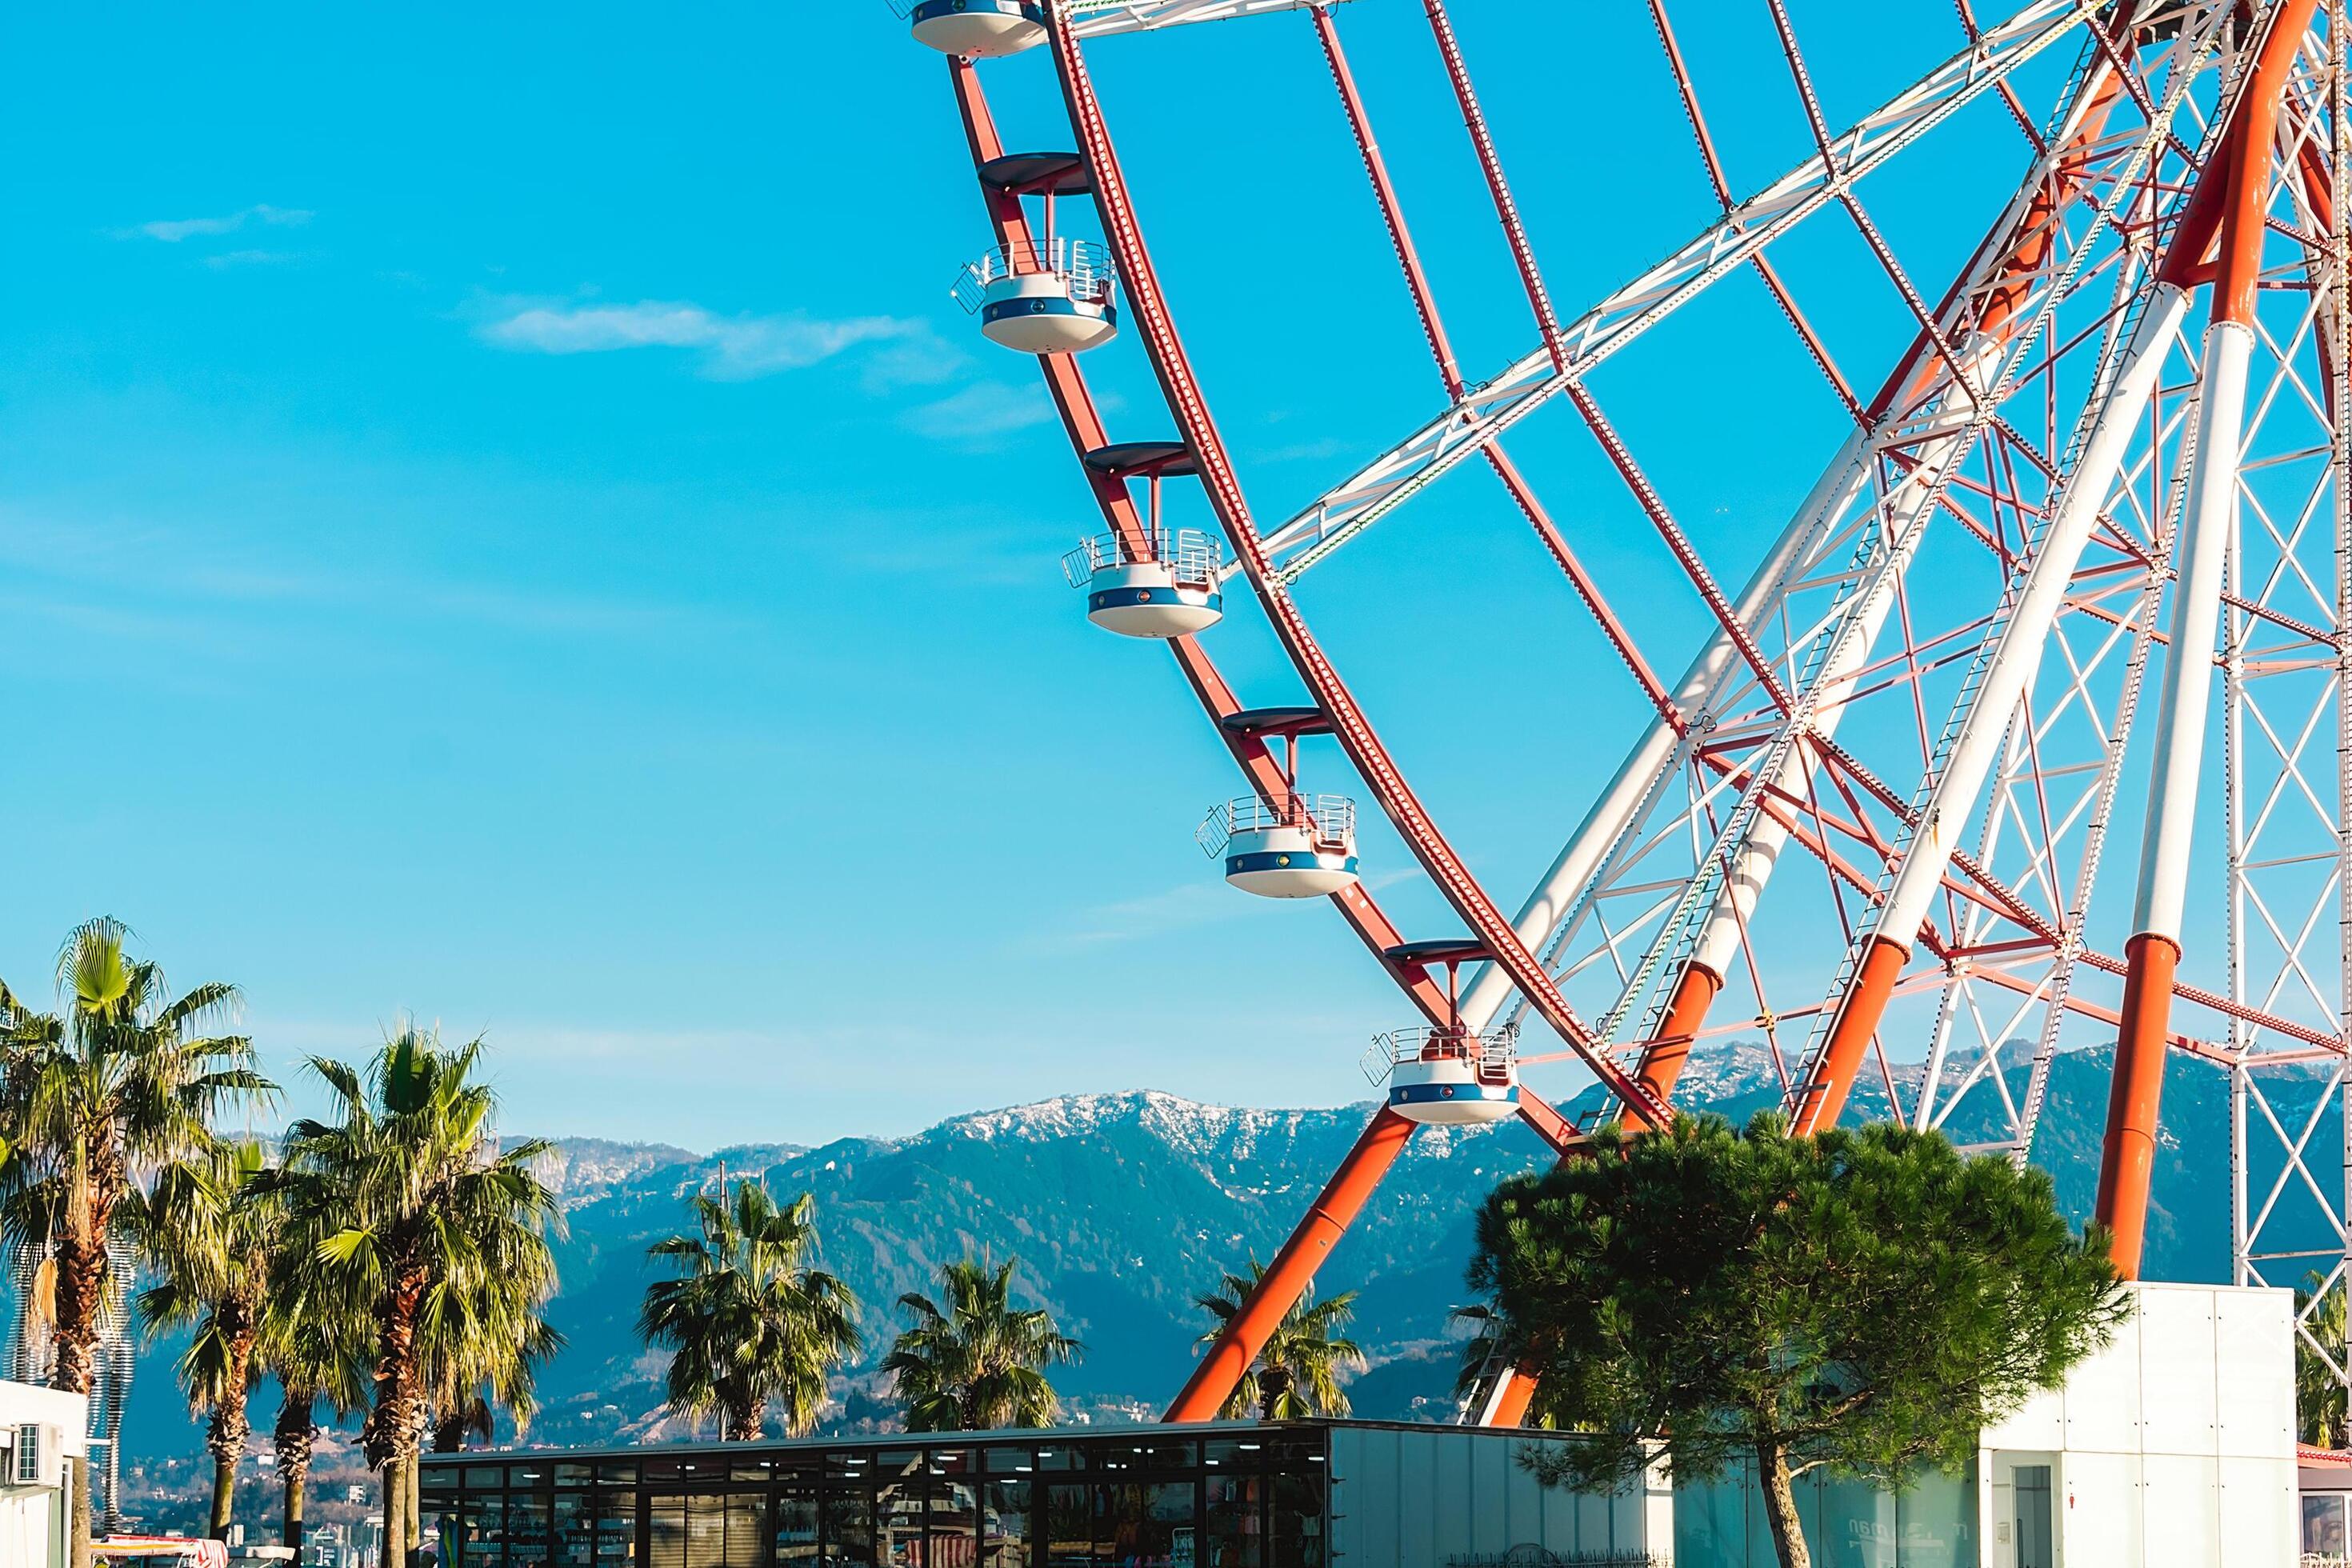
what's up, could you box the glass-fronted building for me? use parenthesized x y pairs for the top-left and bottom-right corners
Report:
(419, 1421), (1659, 1568)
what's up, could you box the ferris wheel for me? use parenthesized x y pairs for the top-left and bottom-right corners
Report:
(894, 0), (2352, 1425)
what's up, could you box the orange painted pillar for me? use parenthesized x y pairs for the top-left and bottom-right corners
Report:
(1621, 962), (1722, 1132)
(1164, 1106), (1416, 1422)
(1480, 1367), (1536, 1427)
(2094, 0), (2316, 1279)
(2095, 932), (2179, 1278)
(1791, 935), (1906, 1134)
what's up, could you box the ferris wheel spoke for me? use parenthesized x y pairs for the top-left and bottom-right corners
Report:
(1251, 0), (2110, 582)
(1308, 6), (1675, 722)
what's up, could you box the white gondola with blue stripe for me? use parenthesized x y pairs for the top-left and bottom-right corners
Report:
(898, 0), (1045, 57)
(1362, 1025), (1520, 1126)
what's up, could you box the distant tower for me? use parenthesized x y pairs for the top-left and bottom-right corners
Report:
(4, 1236), (138, 1530)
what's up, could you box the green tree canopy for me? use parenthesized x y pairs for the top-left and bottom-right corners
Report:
(638, 1181), (861, 1442)
(1468, 1114), (2123, 1568)
(1194, 1261), (1364, 1420)
(883, 1258), (1080, 1431)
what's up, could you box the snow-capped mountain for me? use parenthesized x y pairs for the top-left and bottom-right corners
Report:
(103, 1042), (2254, 1463)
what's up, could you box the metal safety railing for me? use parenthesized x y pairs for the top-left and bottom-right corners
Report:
(1062, 525), (1222, 589)
(1195, 793), (1354, 857)
(951, 238), (1118, 314)
(1361, 1024), (1518, 1086)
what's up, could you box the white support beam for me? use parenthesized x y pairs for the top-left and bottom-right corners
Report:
(1066, 0), (1346, 40)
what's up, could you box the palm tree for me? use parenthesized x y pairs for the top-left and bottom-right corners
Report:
(425, 1246), (566, 1452)
(0, 918), (269, 1568)
(261, 1222), (370, 1554)
(2301, 1273), (2350, 1448)
(263, 1025), (559, 1568)
(638, 1182), (861, 1441)
(882, 1258), (1079, 1431)
(1194, 1262), (1364, 1420)
(138, 1141), (278, 1541)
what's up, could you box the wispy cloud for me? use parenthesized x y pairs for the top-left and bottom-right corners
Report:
(204, 249), (302, 270)
(902, 380), (1058, 446)
(118, 203), (313, 242)
(477, 298), (933, 382)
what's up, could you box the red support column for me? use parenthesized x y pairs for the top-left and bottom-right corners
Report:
(2094, 0), (2318, 1278)
(2096, 931), (2179, 1279)
(1792, 935), (1906, 1134)
(1621, 962), (1722, 1132)
(1164, 1107), (1417, 1422)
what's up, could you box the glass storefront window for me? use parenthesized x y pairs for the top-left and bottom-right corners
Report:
(725, 1493), (771, 1568)
(423, 1490), (462, 1568)
(597, 1489), (638, 1568)
(554, 1490), (596, 1568)
(876, 1453), (927, 1568)
(777, 1483), (821, 1568)
(1106, 1483), (1194, 1568)
(510, 1486), (555, 1568)
(462, 1494), (506, 1568)
(1036, 1448), (1085, 1473)
(980, 1479), (1030, 1568)
(982, 1449), (1034, 1475)
(1266, 1475), (1320, 1568)
(601, 1464), (641, 1485)
(558, 1465), (594, 1488)
(1202, 1475), (1258, 1568)
(469, 1467), (510, 1492)
(2306, 1494), (2349, 1559)
(928, 1475), (978, 1568)
(826, 1486), (878, 1568)
(649, 1496), (689, 1568)
(1046, 1482), (1099, 1568)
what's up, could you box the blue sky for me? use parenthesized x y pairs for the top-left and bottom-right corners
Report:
(0, 2), (2077, 1147)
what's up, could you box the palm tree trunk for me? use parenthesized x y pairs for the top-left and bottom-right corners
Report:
(210, 1449), (237, 1542)
(1756, 1440), (1811, 1568)
(283, 1470), (306, 1554)
(276, 1390), (315, 1551)
(68, 1454), (95, 1568)
(381, 1459), (407, 1568)
(406, 1447), (422, 1558)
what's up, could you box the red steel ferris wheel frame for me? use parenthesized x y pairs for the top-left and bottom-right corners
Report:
(928, 0), (2350, 1427)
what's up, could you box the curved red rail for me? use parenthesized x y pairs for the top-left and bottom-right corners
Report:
(1044, 15), (1669, 1127)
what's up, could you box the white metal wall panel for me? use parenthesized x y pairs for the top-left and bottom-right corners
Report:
(2054, 1450), (2140, 1568)
(2213, 1288), (2296, 1459)
(2214, 1454), (2296, 1566)
(1434, 1427), (1474, 1559)
(2060, 1301), (2142, 1454)
(1498, 1438), (1546, 1546)
(1534, 1444), (1578, 1549)
(1983, 1384), (2065, 1452)
(1326, 1428), (1650, 1565)
(2137, 1288), (2219, 1456)
(1468, 1431), (1507, 1557)
(1329, 1427), (1394, 1568)
(1394, 1429), (1437, 1568)
(2138, 1453), (2221, 1568)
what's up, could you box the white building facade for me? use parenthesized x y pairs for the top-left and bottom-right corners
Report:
(1, 1377), (90, 1568)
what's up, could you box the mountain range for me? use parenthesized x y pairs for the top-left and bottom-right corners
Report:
(94, 1038), (2289, 1473)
